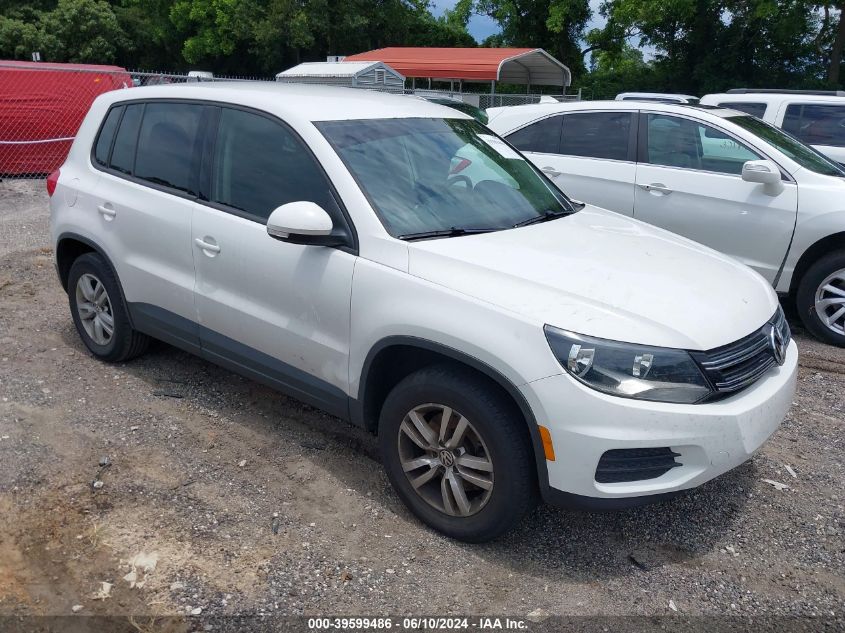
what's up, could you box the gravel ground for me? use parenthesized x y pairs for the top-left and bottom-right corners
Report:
(0, 179), (842, 628)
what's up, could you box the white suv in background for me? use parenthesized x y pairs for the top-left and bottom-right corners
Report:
(700, 90), (845, 166)
(50, 84), (796, 542)
(488, 100), (845, 347)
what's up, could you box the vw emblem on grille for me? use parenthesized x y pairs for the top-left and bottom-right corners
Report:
(769, 325), (787, 366)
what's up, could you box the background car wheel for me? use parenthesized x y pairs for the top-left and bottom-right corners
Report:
(378, 364), (537, 542)
(68, 252), (150, 362)
(796, 251), (845, 347)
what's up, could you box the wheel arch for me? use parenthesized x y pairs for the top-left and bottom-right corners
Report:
(55, 232), (134, 327)
(789, 231), (845, 295)
(353, 336), (549, 492)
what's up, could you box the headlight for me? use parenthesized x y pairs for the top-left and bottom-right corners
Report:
(544, 326), (713, 404)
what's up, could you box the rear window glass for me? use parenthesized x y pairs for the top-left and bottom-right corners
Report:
(717, 102), (767, 118)
(109, 104), (143, 175)
(134, 103), (204, 194)
(560, 112), (631, 160)
(506, 116), (562, 154)
(94, 106), (123, 167)
(782, 104), (845, 148)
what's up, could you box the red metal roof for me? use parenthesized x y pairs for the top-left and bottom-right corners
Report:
(344, 47), (570, 86)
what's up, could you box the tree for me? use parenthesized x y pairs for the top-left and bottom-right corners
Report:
(0, 0), (130, 63)
(476, 0), (592, 79)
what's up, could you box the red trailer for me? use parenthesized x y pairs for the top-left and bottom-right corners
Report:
(0, 61), (132, 176)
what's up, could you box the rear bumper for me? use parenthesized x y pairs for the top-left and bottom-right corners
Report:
(521, 340), (798, 506)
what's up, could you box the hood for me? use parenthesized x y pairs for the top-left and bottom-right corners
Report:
(407, 206), (778, 351)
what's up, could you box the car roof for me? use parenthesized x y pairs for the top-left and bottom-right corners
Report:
(616, 92), (698, 100)
(701, 92), (845, 105)
(486, 100), (745, 131)
(96, 82), (472, 122)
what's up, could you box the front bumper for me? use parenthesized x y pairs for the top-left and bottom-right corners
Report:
(521, 340), (798, 505)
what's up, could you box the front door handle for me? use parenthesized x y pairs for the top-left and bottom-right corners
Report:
(638, 183), (672, 194)
(541, 166), (562, 178)
(194, 237), (221, 255)
(97, 204), (116, 220)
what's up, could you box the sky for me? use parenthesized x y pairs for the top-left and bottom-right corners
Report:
(429, 0), (607, 43)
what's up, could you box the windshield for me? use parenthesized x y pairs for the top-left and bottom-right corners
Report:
(317, 118), (574, 238)
(727, 114), (845, 177)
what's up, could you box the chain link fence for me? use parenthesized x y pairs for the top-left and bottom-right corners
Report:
(1, 61), (580, 180)
(0, 63), (265, 179)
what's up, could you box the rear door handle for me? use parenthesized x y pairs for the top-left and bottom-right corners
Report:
(97, 204), (116, 219)
(638, 183), (672, 194)
(541, 166), (562, 178)
(194, 237), (221, 254)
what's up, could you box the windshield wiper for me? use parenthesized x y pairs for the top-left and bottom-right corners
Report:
(398, 227), (500, 241)
(512, 209), (570, 228)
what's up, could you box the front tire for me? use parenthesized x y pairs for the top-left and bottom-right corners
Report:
(68, 252), (150, 362)
(378, 365), (537, 542)
(796, 251), (845, 347)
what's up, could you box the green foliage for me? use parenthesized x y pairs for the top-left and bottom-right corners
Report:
(477, 0), (592, 78)
(588, 0), (843, 93)
(1, 0), (841, 90)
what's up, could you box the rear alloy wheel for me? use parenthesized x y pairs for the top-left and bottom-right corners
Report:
(379, 365), (536, 542)
(75, 273), (115, 346)
(68, 252), (150, 362)
(797, 252), (845, 347)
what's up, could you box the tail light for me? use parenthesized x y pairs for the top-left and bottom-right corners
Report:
(46, 169), (60, 197)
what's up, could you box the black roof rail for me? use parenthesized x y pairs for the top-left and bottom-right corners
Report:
(726, 88), (845, 96)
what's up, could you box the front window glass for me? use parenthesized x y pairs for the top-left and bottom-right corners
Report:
(318, 118), (573, 238)
(646, 114), (760, 175)
(212, 108), (339, 222)
(782, 104), (845, 148)
(727, 114), (845, 176)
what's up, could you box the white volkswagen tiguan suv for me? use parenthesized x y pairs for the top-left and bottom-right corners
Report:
(488, 100), (845, 347)
(50, 84), (797, 542)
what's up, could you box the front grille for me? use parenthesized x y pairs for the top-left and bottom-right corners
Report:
(595, 447), (681, 483)
(691, 307), (791, 397)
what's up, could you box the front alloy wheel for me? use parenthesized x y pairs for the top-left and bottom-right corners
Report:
(398, 403), (494, 517)
(814, 268), (845, 337)
(379, 365), (536, 542)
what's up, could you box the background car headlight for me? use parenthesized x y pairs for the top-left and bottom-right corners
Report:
(544, 325), (713, 404)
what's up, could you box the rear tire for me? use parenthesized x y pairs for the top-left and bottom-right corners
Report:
(68, 252), (150, 362)
(378, 364), (537, 542)
(796, 251), (845, 347)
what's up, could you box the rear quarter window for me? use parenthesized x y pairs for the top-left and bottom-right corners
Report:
(93, 106), (123, 167)
(109, 104), (143, 175)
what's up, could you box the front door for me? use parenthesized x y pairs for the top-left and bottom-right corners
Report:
(191, 106), (356, 417)
(633, 112), (797, 284)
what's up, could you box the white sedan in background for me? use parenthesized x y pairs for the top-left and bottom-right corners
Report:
(487, 100), (845, 347)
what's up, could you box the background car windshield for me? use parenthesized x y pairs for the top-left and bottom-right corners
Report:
(727, 114), (845, 177)
(317, 118), (572, 237)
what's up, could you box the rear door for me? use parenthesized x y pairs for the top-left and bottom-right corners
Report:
(633, 112), (797, 283)
(92, 100), (209, 350)
(506, 110), (637, 215)
(191, 106), (356, 417)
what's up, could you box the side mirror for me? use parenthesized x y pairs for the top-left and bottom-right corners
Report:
(741, 160), (784, 196)
(266, 201), (340, 245)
